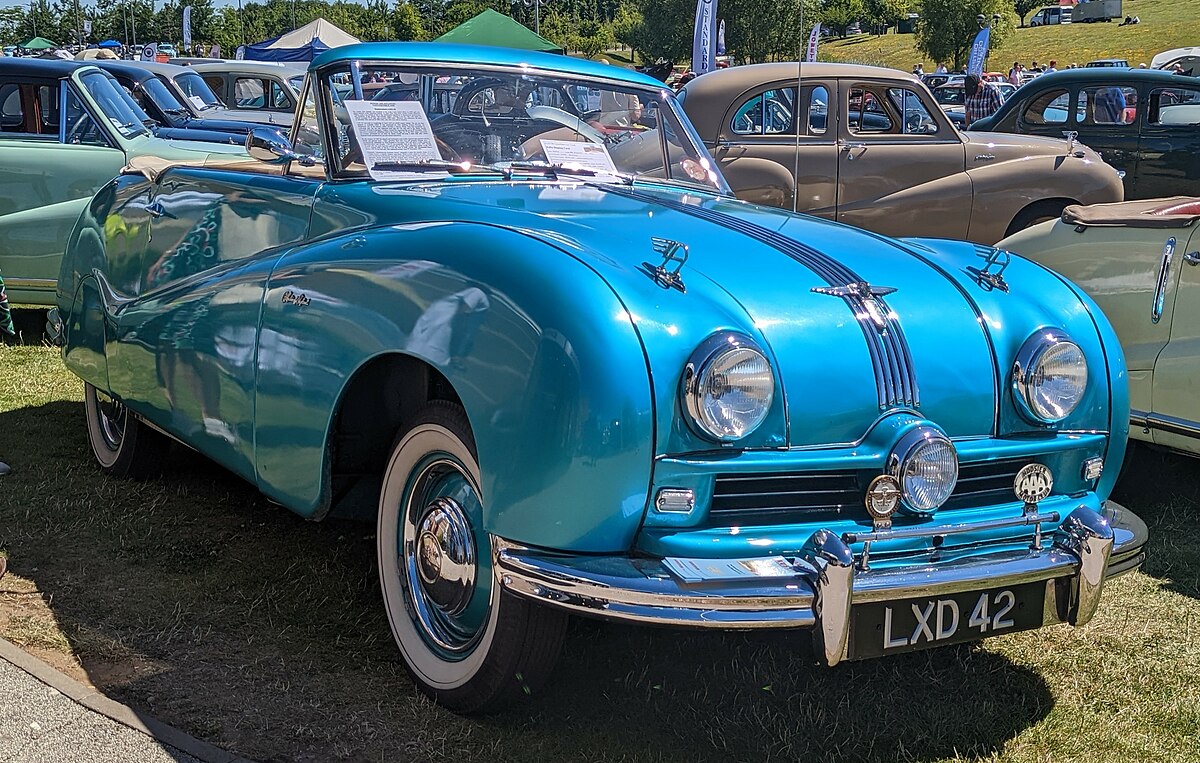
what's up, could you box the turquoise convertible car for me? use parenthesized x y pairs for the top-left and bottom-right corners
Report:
(53, 43), (1147, 713)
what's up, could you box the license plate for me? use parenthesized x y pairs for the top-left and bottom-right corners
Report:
(848, 581), (1047, 660)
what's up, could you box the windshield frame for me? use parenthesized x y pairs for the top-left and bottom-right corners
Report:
(74, 68), (151, 140)
(308, 59), (732, 195)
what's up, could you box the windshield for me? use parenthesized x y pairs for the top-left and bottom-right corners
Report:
(173, 71), (224, 111)
(142, 76), (188, 115)
(316, 62), (727, 192)
(79, 70), (150, 138)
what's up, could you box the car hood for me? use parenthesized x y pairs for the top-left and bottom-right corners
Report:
(412, 181), (1001, 448)
(960, 130), (1104, 163)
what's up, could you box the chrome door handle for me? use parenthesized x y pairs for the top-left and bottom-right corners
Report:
(1184, 251), (1200, 266)
(143, 201), (171, 219)
(841, 143), (866, 160)
(1152, 237), (1176, 324)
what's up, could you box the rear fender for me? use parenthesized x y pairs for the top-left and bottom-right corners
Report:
(254, 222), (656, 553)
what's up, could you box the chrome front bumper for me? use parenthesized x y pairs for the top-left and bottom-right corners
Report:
(495, 502), (1147, 666)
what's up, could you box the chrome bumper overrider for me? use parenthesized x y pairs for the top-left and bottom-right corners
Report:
(495, 502), (1147, 666)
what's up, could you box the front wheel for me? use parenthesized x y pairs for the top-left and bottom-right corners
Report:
(84, 383), (166, 478)
(377, 401), (567, 713)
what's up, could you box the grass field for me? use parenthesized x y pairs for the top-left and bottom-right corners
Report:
(822, 0), (1191, 71)
(2, 333), (1200, 762)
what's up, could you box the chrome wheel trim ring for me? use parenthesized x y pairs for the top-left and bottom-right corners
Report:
(377, 423), (500, 691)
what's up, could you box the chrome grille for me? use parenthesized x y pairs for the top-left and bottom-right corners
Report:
(707, 458), (1036, 526)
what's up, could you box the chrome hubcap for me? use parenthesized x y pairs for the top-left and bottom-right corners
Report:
(414, 498), (476, 615)
(96, 392), (126, 451)
(401, 456), (488, 657)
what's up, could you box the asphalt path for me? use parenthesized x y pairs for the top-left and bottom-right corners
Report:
(0, 638), (251, 763)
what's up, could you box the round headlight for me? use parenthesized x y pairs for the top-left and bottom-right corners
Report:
(1013, 330), (1088, 424)
(890, 426), (958, 513)
(683, 335), (775, 442)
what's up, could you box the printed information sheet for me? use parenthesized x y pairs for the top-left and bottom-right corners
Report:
(342, 100), (442, 179)
(539, 139), (618, 174)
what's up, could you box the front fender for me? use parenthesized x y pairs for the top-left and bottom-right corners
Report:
(254, 222), (656, 553)
(966, 154), (1123, 242)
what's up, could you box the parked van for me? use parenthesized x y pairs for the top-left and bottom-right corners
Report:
(1029, 6), (1072, 25)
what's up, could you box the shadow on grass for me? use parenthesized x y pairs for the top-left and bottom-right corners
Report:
(1113, 443), (1200, 601)
(0, 400), (1054, 762)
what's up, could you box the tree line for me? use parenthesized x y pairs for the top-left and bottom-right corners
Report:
(0, 0), (1023, 71)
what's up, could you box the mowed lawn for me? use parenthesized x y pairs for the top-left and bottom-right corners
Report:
(823, 0), (1188, 71)
(2, 337), (1199, 762)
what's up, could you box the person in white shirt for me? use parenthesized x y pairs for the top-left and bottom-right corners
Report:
(935, 63), (947, 74)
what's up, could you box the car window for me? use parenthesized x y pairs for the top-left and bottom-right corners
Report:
(0, 83), (23, 131)
(730, 88), (795, 135)
(1021, 89), (1069, 125)
(201, 75), (224, 99)
(291, 75), (323, 161)
(888, 87), (938, 134)
(270, 81), (290, 109)
(808, 85), (828, 134)
(848, 86), (894, 133)
(234, 77), (266, 108)
(1077, 86), (1138, 126)
(1149, 86), (1200, 126)
(36, 84), (57, 133)
(63, 84), (109, 147)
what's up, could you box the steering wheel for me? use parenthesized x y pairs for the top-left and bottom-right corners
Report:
(64, 112), (94, 144)
(526, 105), (607, 145)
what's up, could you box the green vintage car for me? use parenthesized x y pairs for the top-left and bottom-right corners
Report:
(999, 197), (1200, 455)
(0, 58), (251, 307)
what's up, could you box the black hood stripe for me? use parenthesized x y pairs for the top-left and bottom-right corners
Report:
(598, 186), (919, 410)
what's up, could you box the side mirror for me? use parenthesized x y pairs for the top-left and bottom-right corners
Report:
(246, 126), (319, 166)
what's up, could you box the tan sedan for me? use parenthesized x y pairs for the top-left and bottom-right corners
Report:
(681, 63), (1125, 244)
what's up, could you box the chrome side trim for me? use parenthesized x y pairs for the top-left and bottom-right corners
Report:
(1131, 410), (1200, 439)
(4, 278), (56, 290)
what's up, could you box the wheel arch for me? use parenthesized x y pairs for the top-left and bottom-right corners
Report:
(253, 222), (657, 554)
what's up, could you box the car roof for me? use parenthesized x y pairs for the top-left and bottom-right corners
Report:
(0, 57), (83, 78)
(311, 42), (666, 90)
(190, 61), (306, 74)
(1018, 67), (1192, 87)
(681, 62), (924, 138)
(88, 60), (156, 82)
(121, 60), (199, 77)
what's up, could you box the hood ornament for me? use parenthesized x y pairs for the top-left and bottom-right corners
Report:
(811, 281), (897, 330)
(641, 237), (689, 292)
(965, 249), (1011, 293)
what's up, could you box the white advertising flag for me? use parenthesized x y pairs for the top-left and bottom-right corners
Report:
(691, 0), (719, 75)
(182, 5), (192, 48)
(140, 43), (157, 61)
(805, 24), (820, 62)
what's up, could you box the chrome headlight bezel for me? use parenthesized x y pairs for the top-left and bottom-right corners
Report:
(888, 425), (959, 514)
(681, 333), (776, 443)
(1012, 329), (1089, 425)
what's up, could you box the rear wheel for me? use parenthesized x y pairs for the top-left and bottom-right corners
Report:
(84, 383), (166, 478)
(1005, 200), (1069, 237)
(377, 401), (567, 713)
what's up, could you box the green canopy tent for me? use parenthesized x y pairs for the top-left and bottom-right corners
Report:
(434, 9), (564, 54)
(19, 37), (58, 50)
